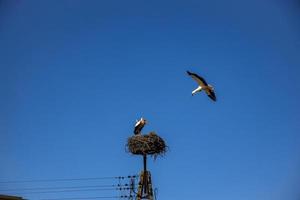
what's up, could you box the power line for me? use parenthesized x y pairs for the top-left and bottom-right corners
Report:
(40, 196), (123, 200)
(0, 177), (113, 184)
(0, 184), (130, 192)
(11, 187), (131, 195)
(0, 175), (137, 200)
(39, 196), (135, 200)
(0, 176), (137, 184)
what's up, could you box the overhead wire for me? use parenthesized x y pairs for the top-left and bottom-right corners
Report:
(9, 187), (131, 195)
(39, 196), (119, 200)
(0, 184), (130, 192)
(39, 195), (135, 200)
(0, 175), (137, 200)
(0, 176), (137, 184)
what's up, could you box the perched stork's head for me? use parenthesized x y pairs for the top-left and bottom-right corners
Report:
(141, 118), (147, 124)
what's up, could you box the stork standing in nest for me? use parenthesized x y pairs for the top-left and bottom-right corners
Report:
(187, 70), (217, 101)
(134, 117), (147, 135)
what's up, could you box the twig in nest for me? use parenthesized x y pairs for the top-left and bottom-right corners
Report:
(126, 132), (167, 158)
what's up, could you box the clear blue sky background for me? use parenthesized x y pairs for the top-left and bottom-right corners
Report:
(1, 0), (300, 200)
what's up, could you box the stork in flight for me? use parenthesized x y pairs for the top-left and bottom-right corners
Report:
(134, 117), (147, 135)
(187, 70), (217, 101)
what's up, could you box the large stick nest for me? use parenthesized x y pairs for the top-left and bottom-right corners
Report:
(126, 132), (167, 157)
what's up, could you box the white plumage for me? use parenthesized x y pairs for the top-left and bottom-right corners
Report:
(134, 117), (147, 135)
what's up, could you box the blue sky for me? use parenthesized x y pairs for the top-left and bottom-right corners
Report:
(1, 0), (300, 200)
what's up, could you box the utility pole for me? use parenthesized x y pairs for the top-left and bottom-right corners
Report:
(136, 155), (154, 200)
(127, 118), (167, 200)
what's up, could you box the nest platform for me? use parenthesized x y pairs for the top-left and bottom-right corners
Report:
(126, 132), (167, 157)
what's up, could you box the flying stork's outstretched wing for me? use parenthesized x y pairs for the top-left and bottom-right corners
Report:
(186, 71), (208, 87)
(187, 70), (217, 101)
(206, 89), (217, 101)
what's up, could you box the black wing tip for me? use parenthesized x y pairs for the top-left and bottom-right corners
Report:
(209, 94), (217, 102)
(186, 70), (192, 75)
(207, 90), (217, 101)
